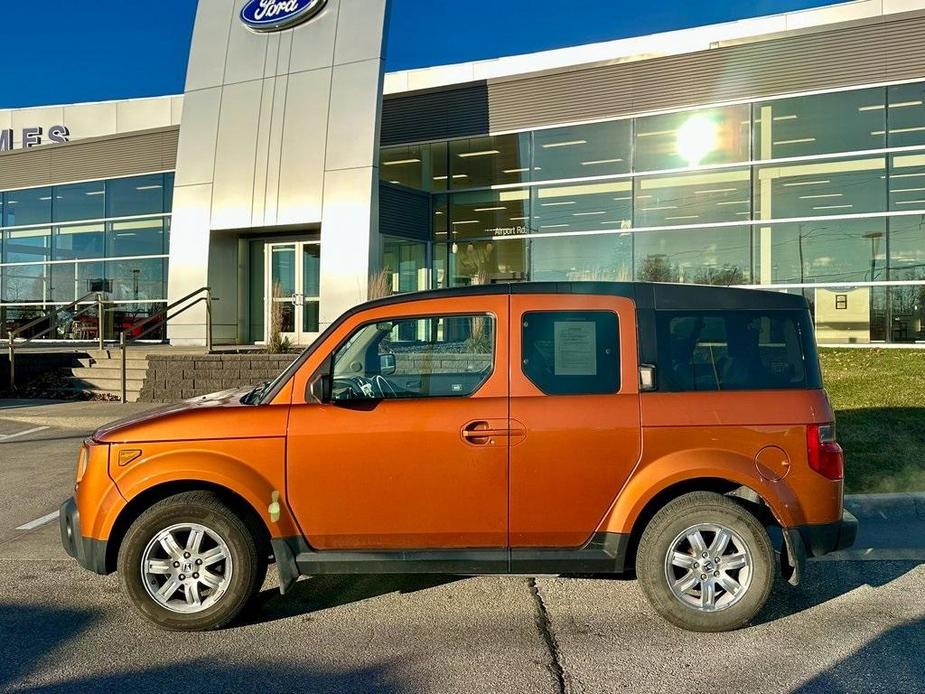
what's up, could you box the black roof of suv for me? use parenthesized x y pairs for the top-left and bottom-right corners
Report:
(360, 282), (808, 312)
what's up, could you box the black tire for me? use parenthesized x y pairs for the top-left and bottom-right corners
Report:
(118, 491), (265, 631)
(636, 491), (774, 632)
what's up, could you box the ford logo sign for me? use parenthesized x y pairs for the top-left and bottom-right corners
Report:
(240, 0), (328, 32)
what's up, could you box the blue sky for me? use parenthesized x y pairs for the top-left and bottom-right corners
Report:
(3, 0), (843, 109)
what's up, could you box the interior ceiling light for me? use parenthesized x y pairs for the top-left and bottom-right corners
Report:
(573, 211), (607, 216)
(894, 199), (925, 205)
(541, 140), (587, 149)
(676, 114), (718, 166)
(812, 204), (853, 210)
(799, 193), (844, 199)
(773, 138), (816, 145)
(503, 168), (529, 174)
(772, 114), (798, 121)
(860, 101), (923, 111)
(581, 158), (623, 166)
(136, 185), (162, 191)
(458, 150), (500, 158)
(474, 207), (506, 212)
(382, 158), (421, 166)
(695, 188), (737, 195)
(783, 179), (831, 187)
(541, 201), (576, 207)
(885, 126), (925, 134)
(891, 187), (925, 193)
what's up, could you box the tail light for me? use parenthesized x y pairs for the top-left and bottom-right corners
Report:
(807, 423), (844, 480)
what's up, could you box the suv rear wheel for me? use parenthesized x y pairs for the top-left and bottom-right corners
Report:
(637, 491), (774, 632)
(118, 491), (266, 631)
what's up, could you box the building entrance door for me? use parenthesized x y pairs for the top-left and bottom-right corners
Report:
(265, 241), (320, 345)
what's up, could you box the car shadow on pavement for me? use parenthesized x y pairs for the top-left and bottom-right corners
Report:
(755, 559), (923, 626)
(0, 603), (97, 691)
(792, 617), (925, 692)
(0, 602), (407, 693)
(14, 659), (406, 694)
(244, 573), (463, 626)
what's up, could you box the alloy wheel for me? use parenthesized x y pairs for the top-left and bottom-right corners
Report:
(664, 522), (753, 612)
(140, 522), (233, 614)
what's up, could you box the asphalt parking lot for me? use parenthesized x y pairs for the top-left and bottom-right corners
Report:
(0, 402), (923, 693)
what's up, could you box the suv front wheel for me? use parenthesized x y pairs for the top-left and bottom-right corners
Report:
(637, 491), (774, 632)
(118, 491), (266, 631)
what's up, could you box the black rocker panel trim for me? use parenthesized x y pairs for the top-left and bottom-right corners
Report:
(272, 533), (630, 580)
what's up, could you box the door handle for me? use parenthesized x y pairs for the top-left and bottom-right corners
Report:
(462, 420), (509, 446)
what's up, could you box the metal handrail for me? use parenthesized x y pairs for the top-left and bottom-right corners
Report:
(118, 286), (214, 403)
(6, 292), (106, 390)
(4, 286), (214, 398)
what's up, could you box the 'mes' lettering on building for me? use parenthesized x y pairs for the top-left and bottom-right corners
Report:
(0, 125), (70, 151)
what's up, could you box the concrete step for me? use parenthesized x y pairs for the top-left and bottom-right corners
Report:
(71, 367), (149, 380)
(78, 355), (150, 368)
(84, 349), (152, 360)
(67, 375), (146, 392)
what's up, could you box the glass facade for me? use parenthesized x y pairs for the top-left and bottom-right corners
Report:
(0, 173), (173, 341)
(381, 81), (925, 343)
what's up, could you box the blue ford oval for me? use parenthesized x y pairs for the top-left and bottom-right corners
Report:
(240, 0), (328, 32)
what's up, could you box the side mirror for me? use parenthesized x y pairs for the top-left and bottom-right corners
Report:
(379, 352), (397, 376)
(307, 373), (332, 403)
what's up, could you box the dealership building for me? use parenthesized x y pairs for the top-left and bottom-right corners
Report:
(3, 0), (925, 347)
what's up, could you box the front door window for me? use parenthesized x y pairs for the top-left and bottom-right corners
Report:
(266, 241), (320, 344)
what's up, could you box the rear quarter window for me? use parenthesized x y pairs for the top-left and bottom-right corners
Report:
(656, 309), (821, 391)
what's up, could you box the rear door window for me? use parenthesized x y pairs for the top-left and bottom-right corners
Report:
(656, 310), (821, 391)
(521, 311), (620, 395)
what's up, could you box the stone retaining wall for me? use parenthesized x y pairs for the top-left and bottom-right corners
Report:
(139, 353), (297, 402)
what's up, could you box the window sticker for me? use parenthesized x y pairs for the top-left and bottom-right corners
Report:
(553, 321), (598, 376)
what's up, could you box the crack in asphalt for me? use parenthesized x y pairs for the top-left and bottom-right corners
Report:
(528, 578), (568, 694)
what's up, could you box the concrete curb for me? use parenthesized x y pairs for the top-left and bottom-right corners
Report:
(845, 493), (925, 521)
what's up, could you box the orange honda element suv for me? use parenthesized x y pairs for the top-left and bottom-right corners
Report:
(61, 282), (856, 632)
